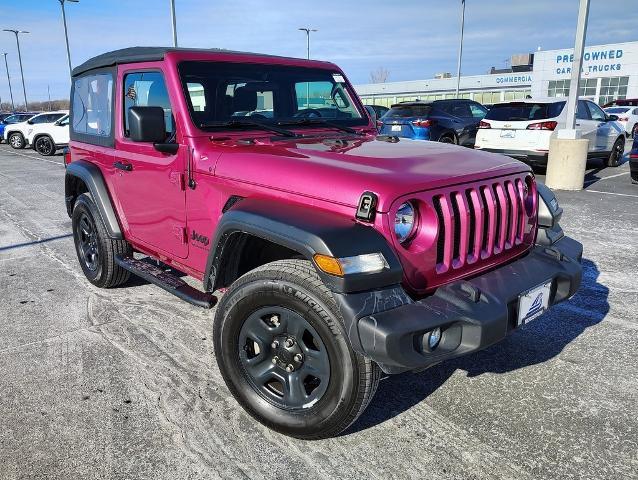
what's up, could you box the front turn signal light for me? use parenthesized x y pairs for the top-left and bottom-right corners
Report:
(313, 253), (388, 277)
(313, 254), (344, 276)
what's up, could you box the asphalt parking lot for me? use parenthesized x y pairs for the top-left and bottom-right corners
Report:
(0, 142), (637, 480)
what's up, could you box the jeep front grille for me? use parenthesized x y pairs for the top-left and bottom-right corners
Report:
(433, 177), (529, 274)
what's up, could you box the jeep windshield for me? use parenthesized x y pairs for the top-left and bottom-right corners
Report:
(178, 61), (367, 132)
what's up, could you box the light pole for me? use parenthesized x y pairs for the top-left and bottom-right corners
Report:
(2, 53), (14, 111)
(58, 0), (78, 78)
(455, 0), (465, 99)
(298, 27), (317, 108)
(3, 30), (29, 111)
(170, 0), (178, 47)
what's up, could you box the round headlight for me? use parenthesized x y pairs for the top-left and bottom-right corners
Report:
(395, 201), (416, 243)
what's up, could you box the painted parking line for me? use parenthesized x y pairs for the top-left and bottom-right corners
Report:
(586, 189), (638, 198)
(3, 149), (64, 166)
(595, 171), (630, 181)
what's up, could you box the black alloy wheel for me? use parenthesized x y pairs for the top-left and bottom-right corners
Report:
(77, 212), (100, 272)
(239, 306), (330, 411)
(34, 136), (55, 156)
(607, 137), (625, 167)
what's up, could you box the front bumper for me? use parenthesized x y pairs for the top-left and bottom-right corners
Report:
(336, 235), (582, 374)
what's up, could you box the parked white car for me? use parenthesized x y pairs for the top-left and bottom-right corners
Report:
(603, 106), (638, 138)
(25, 114), (70, 156)
(475, 98), (626, 167)
(4, 111), (68, 151)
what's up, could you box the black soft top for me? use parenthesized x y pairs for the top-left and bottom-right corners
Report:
(72, 46), (308, 77)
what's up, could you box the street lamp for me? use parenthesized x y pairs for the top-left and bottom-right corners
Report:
(455, 0), (465, 99)
(2, 53), (15, 111)
(298, 27), (317, 108)
(170, 0), (178, 47)
(3, 29), (29, 111)
(58, 0), (79, 78)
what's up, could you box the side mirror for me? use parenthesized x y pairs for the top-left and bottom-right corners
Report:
(607, 114), (619, 122)
(27, 120), (34, 125)
(128, 106), (168, 143)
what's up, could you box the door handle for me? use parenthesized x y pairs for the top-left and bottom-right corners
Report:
(113, 161), (132, 172)
(575, 123), (580, 126)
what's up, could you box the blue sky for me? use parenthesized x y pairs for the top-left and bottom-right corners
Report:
(1, 0), (636, 102)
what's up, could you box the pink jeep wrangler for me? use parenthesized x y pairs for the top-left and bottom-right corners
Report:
(65, 47), (582, 439)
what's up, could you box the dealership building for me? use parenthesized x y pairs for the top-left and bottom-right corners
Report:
(355, 41), (638, 107)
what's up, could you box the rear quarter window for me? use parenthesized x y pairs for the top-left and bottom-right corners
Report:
(485, 102), (565, 121)
(72, 72), (113, 137)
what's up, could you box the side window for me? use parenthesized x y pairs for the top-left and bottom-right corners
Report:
(469, 102), (488, 119)
(72, 72), (113, 136)
(577, 101), (590, 120)
(449, 102), (471, 117)
(633, 108), (638, 116)
(123, 71), (173, 137)
(31, 115), (48, 124)
(587, 101), (606, 122)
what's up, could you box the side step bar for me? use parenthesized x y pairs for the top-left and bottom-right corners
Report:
(115, 256), (217, 309)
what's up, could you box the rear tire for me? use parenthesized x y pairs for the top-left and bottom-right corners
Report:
(213, 259), (380, 439)
(72, 193), (132, 288)
(606, 136), (625, 167)
(8, 132), (25, 149)
(34, 135), (56, 156)
(438, 133), (457, 144)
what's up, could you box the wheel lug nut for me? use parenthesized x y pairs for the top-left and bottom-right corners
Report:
(294, 353), (303, 363)
(285, 338), (294, 348)
(285, 364), (294, 372)
(271, 356), (279, 364)
(271, 340), (279, 349)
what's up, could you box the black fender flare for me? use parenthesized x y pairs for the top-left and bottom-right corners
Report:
(203, 198), (403, 294)
(65, 160), (123, 239)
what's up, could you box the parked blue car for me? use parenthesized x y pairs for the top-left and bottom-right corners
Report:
(0, 112), (38, 141)
(378, 100), (488, 146)
(630, 135), (638, 184)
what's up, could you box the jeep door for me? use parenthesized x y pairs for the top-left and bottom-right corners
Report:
(112, 67), (188, 259)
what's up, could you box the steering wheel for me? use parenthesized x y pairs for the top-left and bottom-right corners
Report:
(293, 108), (323, 119)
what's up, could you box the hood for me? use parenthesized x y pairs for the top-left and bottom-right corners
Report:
(211, 134), (530, 212)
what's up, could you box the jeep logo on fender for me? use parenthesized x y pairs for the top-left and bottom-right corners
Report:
(191, 230), (210, 246)
(356, 191), (378, 222)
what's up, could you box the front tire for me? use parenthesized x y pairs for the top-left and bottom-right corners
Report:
(8, 132), (25, 149)
(606, 136), (625, 167)
(213, 259), (380, 439)
(34, 135), (56, 156)
(72, 193), (132, 288)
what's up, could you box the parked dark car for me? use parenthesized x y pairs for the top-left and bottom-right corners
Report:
(603, 98), (638, 108)
(630, 135), (638, 184)
(377, 100), (488, 146)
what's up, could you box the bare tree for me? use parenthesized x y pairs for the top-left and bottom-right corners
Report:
(369, 67), (390, 84)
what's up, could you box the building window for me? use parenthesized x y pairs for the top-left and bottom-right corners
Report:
(578, 78), (597, 99)
(548, 79), (571, 98)
(599, 76), (629, 106)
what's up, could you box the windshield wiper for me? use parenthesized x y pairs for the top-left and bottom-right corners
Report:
(199, 119), (299, 138)
(278, 118), (365, 136)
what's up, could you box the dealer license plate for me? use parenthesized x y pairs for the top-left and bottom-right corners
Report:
(500, 130), (516, 138)
(517, 281), (552, 325)
(391, 125), (402, 132)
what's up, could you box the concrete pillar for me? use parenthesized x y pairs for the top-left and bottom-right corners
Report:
(545, 137), (589, 191)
